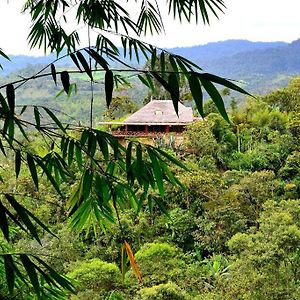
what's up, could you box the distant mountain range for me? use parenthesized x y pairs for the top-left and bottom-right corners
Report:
(195, 39), (300, 94)
(1, 39), (300, 94)
(171, 39), (287, 63)
(0, 53), (68, 75)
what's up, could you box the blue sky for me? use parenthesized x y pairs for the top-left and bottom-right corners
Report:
(1, 0), (300, 55)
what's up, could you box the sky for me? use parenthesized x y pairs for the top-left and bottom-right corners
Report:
(1, 0), (300, 56)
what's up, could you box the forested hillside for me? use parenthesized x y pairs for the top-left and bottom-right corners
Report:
(203, 39), (300, 94)
(0, 40), (286, 75)
(2, 39), (300, 117)
(0, 64), (147, 126)
(2, 76), (300, 299)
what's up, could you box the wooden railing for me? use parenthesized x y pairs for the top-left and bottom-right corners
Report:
(111, 131), (183, 138)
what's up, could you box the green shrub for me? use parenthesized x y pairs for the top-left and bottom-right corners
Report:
(131, 242), (186, 287)
(183, 121), (219, 157)
(70, 290), (125, 300)
(68, 258), (122, 297)
(136, 282), (187, 300)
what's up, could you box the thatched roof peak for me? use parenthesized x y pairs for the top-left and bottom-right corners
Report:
(124, 100), (193, 125)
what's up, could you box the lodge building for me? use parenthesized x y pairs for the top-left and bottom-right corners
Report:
(101, 100), (195, 138)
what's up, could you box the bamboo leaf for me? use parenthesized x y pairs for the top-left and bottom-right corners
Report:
(67, 180), (83, 214)
(87, 131), (97, 157)
(160, 160), (182, 187)
(20, 105), (27, 115)
(0, 139), (6, 156)
(150, 47), (157, 70)
(21, 207), (56, 238)
(50, 63), (57, 85)
(80, 129), (89, 146)
(33, 256), (75, 292)
(14, 121), (27, 142)
(0, 48), (10, 61)
(151, 71), (168, 89)
(199, 77), (230, 122)
(61, 137), (69, 159)
(169, 54), (178, 74)
(175, 57), (189, 79)
(20, 254), (40, 297)
(68, 140), (74, 166)
(153, 147), (188, 170)
(188, 74), (204, 117)
(0, 201), (9, 241)
(4, 255), (15, 294)
(126, 141), (132, 173)
(70, 53), (82, 71)
(75, 142), (83, 170)
(154, 197), (170, 218)
(15, 150), (21, 178)
(4, 194), (54, 243)
(76, 51), (93, 80)
(34, 106), (41, 129)
(136, 144), (143, 176)
(43, 107), (66, 132)
(160, 52), (165, 76)
(151, 69), (180, 113)
(96, 135), (109, 160)
(146, 74), (155, 92)
(85, 48), (109, 71)
(82, 169), (93, 200)
(3, 205), (28, 235)
(124, 241), (142, 283)
(60, 71), (70, 94)
(0, 92), (9, 114)
(199, 72), (251, 96)
(35, 158), (62, 197)
(136, 187), (148, 214)
(175, 54), (202, 71)
(6, 84), (15, 114)
(168, 73), (180, 115)
(27, 154), (39, 190)
(7, 118), (14, 143)
(147, 148), (164, 196)
(138, 74), (150, 88)
(105, 70), (114, 108)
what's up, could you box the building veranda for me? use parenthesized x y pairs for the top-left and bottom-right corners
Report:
(100, 100), (198, 139)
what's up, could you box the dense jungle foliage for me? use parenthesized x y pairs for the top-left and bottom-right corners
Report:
(2, 1), (300, 299)
(2, 77), (300, 299)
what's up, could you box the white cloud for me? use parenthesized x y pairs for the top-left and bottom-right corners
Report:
(146, 0), (300, 47)
(1, 0), (300, 55)
(0, 1), (39, 55)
